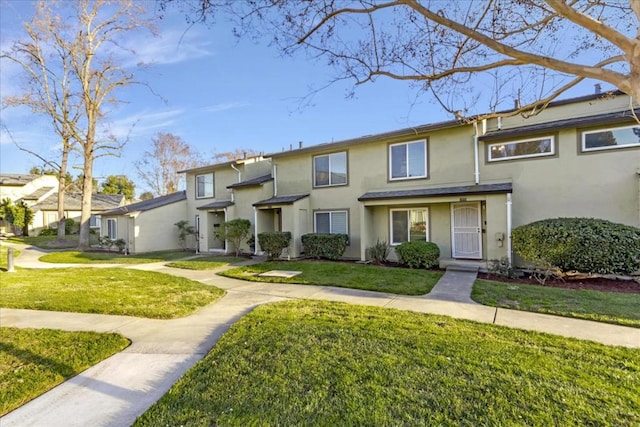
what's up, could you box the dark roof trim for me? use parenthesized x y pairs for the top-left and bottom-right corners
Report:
(227, 174), (273, 189)
(253, 194), (309, 207)
(358, 183), (513, 202)
(267, 120), (465, 158)
(197, 200), (234, 210)
(101, 191), (186, 216)
(480, 108), (639, 142)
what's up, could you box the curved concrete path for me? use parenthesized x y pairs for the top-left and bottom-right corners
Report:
(1, 243), (639, 426)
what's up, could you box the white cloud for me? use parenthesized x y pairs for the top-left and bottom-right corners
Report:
(122, 27), (213, 67)
(100, 108), (184, 141)
(203, 102), (250, 113)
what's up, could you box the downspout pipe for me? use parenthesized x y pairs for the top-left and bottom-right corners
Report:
(473, 121), (480, 185)
(223, 207), (229, 254)
(506, 193), (513, 265)
(253, 206), (259, 255)
(230, 163), (242, 183)
(272, 164), (278, 196)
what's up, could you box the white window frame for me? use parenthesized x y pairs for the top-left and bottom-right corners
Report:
(46, 212), (58, 228)
(581, 124), (640, 152)
(90, 214), (101, 228)
(314, 210), (349, 235)
(389, 140), (427, 180)
(196, 173), (214, 199)
(487, 136), (555, 162)
(389, 208), (429, 245)
(106, 218), (117, 240)
(313, 151), (348, 187)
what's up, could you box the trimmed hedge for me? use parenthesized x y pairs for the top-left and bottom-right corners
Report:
(512, 218), (640, 275)
(258, 231), (292, 260)
(301, 233), (348, 260)
(395, 241), (440, 269)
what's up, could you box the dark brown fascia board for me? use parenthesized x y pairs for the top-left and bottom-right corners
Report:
(358, 183), (513, 202)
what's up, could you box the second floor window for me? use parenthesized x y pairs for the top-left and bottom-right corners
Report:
(488, 136), (555, 161)
(582, 124), (640, 152)
(196, 173), (214, 198)
(314, 152), (347, 187)
(389, 140), (427, 180)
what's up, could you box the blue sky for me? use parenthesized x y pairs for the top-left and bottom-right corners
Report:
(0, 1), (609, 196)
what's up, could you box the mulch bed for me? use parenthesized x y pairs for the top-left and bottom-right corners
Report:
(477, 272), (640, 294)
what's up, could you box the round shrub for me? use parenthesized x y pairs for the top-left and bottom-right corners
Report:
(395, 241), (440, 269)
(512, 218), (640, 275)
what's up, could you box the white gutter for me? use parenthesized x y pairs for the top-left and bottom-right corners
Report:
(473, 121), (480, 185)
(506, 192), (513, 265)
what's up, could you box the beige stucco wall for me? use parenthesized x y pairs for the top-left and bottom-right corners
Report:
(130, 201), (187, 253)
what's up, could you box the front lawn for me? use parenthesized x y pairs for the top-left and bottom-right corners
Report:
(39, 250), (192, 264)
(220, 261), (443, 295)
(5, 234), (99, 249)
(1, 327), (129, 416)
(0, 268), (224, 318)
(473, 279), (640, 328)
(167, 256), (248, 270)
(136, 300), (640, 426)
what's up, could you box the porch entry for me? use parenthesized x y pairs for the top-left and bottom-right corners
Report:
(451, 202), (482, 259)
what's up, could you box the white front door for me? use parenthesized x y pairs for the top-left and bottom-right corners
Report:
(451, 202), (482, 259)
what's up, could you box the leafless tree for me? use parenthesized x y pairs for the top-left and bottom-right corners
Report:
(3, 0), (155, 249)
(183, 0), (640, 120)
(2, 1), (82, 243)
(135, 132), (204, 196)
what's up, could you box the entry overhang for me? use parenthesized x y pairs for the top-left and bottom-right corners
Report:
(358, 182), (512, 205)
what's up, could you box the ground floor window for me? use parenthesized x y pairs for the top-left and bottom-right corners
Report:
(314, 210), (348, 235)
(46, 212), (58, 228)
(106, 218), (117, 239)
(90, 214), (101, 228)
(390, 208), (428, 245)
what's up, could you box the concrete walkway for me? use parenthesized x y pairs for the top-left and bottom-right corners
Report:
(1, 242), (639, 426)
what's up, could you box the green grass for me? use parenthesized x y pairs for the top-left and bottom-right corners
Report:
(1, 327), (129, 416)
(473, 279), (640, 328)
(0, 245), (20, 270)
(220, 261), (443, 295)
(136, 300), (640, 426)
(167, 256), (248, 270)
(0, 268), (224, 319)
(39, 250), (192, 264)
(6, 234), (99, 249)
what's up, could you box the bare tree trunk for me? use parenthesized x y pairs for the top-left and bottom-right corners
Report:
(78, 153), (93, 250)
(56, 142), (69, 242)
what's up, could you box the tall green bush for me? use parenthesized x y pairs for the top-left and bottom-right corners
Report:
(395, 241), (440, 269)
(512, 218), (640, 275)
(216, 218), (252, 256)
(301, 233), (348, 260)
(258, 231), (292, 260)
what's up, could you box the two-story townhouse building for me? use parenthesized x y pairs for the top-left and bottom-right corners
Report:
(254, 91), (639, 265)
(180, 91), (638, 266)
(182, 156), (273, 253)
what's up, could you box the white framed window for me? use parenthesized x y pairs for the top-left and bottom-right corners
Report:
(46, 212), (58, 228)
(314, 151), (347, 187)
(389, 140), (427, 180)
(582, 125), (640, 152)
(90, 215), (101, 228)
(106, 218), (117, 239)
(196, 173), (214, 198)
(488, 136), (555, 162)
(390, 208), (428, 245)
(314, 210), (348, 235)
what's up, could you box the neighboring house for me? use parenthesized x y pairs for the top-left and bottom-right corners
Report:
(99, 191), (187, 254)
(0, 173), (126, 235)
(31, 193), (125, 234)
(1, 173), (58, 234)
(182, 90), (638, 266)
